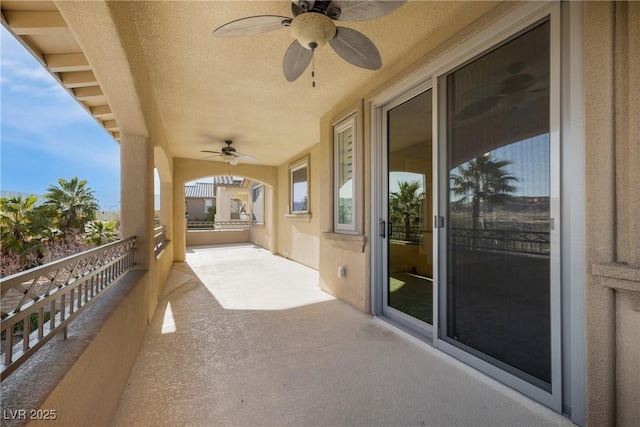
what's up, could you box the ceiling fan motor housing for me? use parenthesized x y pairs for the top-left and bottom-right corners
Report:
(290, 12), (336, 50)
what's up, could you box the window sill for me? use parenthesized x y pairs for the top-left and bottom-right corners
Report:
(285, 213), (312, 222)
(593, 263), (640, 293)
(323, 232), (367, 253)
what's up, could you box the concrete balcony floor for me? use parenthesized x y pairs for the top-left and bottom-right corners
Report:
(113, 243), (573, 427)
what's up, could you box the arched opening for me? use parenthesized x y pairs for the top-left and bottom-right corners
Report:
(183, 174), (276, 252)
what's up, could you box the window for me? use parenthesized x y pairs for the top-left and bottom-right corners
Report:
(334, 114), (357, 232)
(251, 184), (264, 224)
(204, 199), (213, 213)
(289, 157), (309, 214)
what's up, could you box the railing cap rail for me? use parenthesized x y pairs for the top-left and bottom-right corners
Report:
(1, 236), (136, 290)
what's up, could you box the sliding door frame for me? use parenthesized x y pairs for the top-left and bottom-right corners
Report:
(379, 81), (434, 336)
(435, 4), (562, 411)
(371, 1), (585, 417)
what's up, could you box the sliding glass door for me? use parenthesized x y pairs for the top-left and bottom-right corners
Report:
(383, 87), (433, 330)
(373, 4), (566, 413)
(439, 18), (560, 397)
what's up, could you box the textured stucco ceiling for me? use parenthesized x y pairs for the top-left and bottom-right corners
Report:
(4, 1), (502, 166)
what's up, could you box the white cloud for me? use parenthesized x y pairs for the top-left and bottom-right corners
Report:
(1, 30), (69, 101)
(1, 27), (121, 208)
(1, 59), (51, 82)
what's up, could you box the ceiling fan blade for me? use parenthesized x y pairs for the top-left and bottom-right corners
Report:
(200, 150), (223, 154)
(283, 41), (313, 82)
(329, 0), (406, 22)
(213, 16), (291, 37)
(236, 152), (261, 162)
(201, 154), (222, 160)
(329, 27), (381, 70)
(454, 97), (499, 121)
(462, 83), (503, 102)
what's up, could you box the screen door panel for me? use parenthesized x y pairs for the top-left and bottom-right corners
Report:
(444, 21), (552, 387)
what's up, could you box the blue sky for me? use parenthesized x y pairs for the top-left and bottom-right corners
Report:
(392, 135), (549, 198)
(493, 134), (549, 197)
(1, 27), (121, 211)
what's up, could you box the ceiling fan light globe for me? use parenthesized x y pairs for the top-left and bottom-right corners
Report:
(222, 154), (236, 162)
(229, 158), (239, 166)
(290, 13), (336, 50)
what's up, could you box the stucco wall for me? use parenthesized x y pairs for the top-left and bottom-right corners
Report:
(318, 102), (369, 311)
(0, 271), (151, 427)
(317, 2), (520, 312)
(277, 145), (320, 270)
(186, 230), (249, 247)
(584, 2), (640, 426)
(186, 199), (207, 220)
(250, 186), (277, 253)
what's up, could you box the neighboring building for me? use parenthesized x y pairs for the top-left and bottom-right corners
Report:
(213, 176), (248, 221)
(184, 178), (249, 222)
(184, 182), (214, 221)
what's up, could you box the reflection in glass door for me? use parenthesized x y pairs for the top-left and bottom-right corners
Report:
(442, 20), (556, 390)
(385, 89), (433, 326)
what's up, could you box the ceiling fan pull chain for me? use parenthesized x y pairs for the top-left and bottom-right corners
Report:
(310, 42), (317, 88)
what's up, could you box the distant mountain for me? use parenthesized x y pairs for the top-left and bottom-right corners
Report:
(453, 196), (550, 214)
(450, 196), (550, 231)
(497, 196), (550, 213)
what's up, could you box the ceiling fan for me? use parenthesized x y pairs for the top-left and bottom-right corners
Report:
(213, 0), (406, 83)
(201, 140), (259, 165)
(454, 62), (549, 121)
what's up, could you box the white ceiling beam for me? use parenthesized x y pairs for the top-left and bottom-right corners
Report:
(44, 53), (91, 72)
(60, 70), (97, 88)
(90, 105), (113, 118)
(4, 11), (68, 35)
(73, 85), (103, 100)
(102, 120), (118, 130)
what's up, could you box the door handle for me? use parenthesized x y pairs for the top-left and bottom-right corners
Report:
(388, 222), (393, 238)
(379, 219), (386, 238)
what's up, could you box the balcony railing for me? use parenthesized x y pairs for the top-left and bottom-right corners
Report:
(215, 220), (250, 230)
(154, 225), (169, 258)
(450, 228), (550, 255)
(187, 220), (250, 231)
(389, 224), (423, 244)
(387, 225), (549, 255)
(0, 236), (136, 381)
(187, 221), (216, 230)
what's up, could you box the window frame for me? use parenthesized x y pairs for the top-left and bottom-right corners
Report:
(333, 114), (357, 233)
(204, 198), (213, 213)
(289, 155), (310, 215)
(251, 183), (265, 225)
(370, 0), (568, 416)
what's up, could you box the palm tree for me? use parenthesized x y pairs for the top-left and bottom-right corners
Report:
(44, 177), (99, 235)
(450, 153), (518, 232)
(389, 180), (423, 240)
(84, 220), (118, 246)
(0, 195), (49, 255)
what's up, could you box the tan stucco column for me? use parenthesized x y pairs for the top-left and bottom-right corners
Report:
(172, 177), (187, 262)
(120, 134), (155, 269)
(585, 2), (640, 426)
